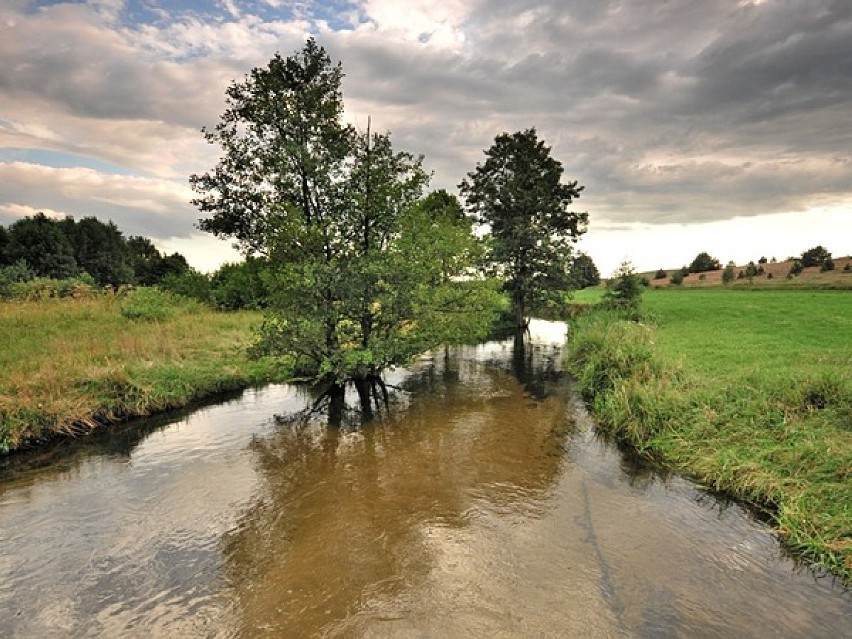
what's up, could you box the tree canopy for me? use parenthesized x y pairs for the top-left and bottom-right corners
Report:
(569, 253), (601, 289)
(191, 39), (498, 417)
(688, 252), (722, 273)
(459, 128), (587, 332)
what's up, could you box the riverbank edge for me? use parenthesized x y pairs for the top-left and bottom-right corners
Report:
(565, 311), (852, 584)
(1, 358), (294, 455)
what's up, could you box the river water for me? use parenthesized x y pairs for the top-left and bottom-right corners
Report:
(1, 320), (850, 637)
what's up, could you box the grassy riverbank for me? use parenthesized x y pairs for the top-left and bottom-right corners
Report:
(0, 292), (290, 453)
(567, 288), (852, 581)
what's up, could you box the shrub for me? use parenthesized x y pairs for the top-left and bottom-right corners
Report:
(602, 260), (643, 312)
(767, 272), (774, 280)
(758, 256), (768, 264)
(670, 271), (684, 285)
(821, 257), (835, 272)
(0, 260), (36, 298)
(654, 268), (667, 280)
(789, 260), (804, 276)
(161, 269), (212, 303)
(119, 287), (185, 321)
(722, 262), (736, 285)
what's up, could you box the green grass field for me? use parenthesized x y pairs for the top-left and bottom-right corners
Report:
(0, 292), (289, 453)
(567, 288), (852, 581)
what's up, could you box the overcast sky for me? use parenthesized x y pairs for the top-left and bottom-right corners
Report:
(1, 0), (850, 275)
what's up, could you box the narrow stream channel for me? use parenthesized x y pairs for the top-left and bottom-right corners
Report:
(1, 320), (850, 637)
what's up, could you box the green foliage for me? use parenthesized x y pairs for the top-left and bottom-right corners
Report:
(0, 260), (36, 298)
(459, 128), (587, 332)
(744, 261), (759, 282)
(119, 287), (199, 321)
(688, 251), (722, 273)
(160, 269), (213, 303)
(670, 270), (684, 285)
(4, 274), (97, 301)
(801, 245), (831, 267)
(193, 41), (494, 391)
(60, 216), (134, 286)
(602, 260), (643, 311)
(758, 256), (768, 264)
(569, 253), (601, 289)
(789, 259), (804, 276)
(211, 257), (269, 310)
(6, 213), (77, 279)
(0, 225), (9, 266)
(821, 257), (835, 272)
(654, 268), (667, 280)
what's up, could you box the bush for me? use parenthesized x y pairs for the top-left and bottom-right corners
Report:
(654, 268), (667, 280)
(722, 262), (736, 285)
(670, 271), (684, 285)
(602, 260), (643, 312)
(789, 260), (804, 276)
(0, 260), (36, 298)
(161, 269), (212, 303)
(821, 257), (835, 272)
(119, 287), (196, 321)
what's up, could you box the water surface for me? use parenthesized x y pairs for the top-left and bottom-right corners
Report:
(1, 320), (849, 637)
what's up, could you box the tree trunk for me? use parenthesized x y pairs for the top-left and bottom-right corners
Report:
(353, 377), (373, 421)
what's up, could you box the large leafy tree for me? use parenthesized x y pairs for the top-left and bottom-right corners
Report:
(60, 216), (135, 286)
(192, 40), (494, 417)
(459, 129), (587, 332)
(6, 213), (77, 279)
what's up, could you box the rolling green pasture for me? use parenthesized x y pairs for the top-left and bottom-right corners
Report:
(567, 287), (852, 581)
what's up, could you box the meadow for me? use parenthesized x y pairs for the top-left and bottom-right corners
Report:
(0, 290), (288, 453)
(567, 287), (852, 581)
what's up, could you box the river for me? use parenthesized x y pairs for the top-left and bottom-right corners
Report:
(1, 320), (850, 637)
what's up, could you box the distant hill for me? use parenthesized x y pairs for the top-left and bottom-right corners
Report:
(638, 256), (852, 290)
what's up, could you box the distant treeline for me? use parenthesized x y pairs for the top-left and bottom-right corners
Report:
(0, 212), (190, 287)
(0, 212), (268, 309)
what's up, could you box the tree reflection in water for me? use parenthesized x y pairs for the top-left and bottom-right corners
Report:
(221, 335), (574, 636)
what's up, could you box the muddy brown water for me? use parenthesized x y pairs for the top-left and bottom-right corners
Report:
(1, 320), (850, 638)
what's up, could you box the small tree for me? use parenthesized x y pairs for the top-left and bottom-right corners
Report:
(569, 253), (601, 289)
(688, 252), (722, 273)
(654, 268), (667, 280)
(821, 257), (835, 272)
(459, 128), (587, 333)
(670, 270), (684, 285)
(744, 261), (758, 283)
(758, 256), (768, 264)
(789, 260), (804, 276)
(801, 245), (831, 267)
(603, 260), (642, 310)
(722, 261), (736, 285)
